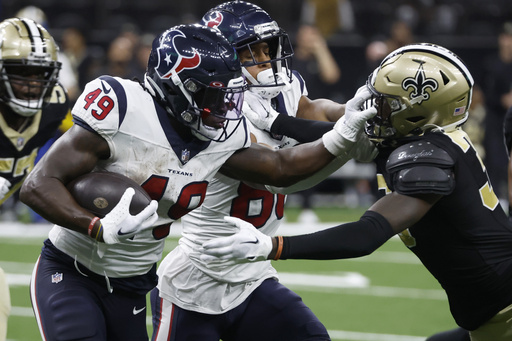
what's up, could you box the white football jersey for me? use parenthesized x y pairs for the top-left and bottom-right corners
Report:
(49, 76), (250, 278)
(157, 71), (308, 314)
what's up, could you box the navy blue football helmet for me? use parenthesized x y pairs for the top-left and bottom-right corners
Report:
(202, 1), (293, 99)
(145, 23), (247, 141)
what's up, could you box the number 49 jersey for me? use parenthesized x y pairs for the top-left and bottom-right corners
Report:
(49, 76), (250, 279)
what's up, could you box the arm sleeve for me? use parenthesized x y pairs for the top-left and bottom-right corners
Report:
(270, 114), (335, 143)
(280, 211), (395, 260)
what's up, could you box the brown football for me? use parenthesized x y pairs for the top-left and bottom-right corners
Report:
(67, 172), (151, 218)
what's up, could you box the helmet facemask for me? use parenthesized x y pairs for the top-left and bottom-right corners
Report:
(177, 76), (246, 141)
(0, 60), (60, 117)
(239, 25), (293, 99)
(364, 74), (410, 141)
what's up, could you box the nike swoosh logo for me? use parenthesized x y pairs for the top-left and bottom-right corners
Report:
(101, 81), (111, 94)
(242, 237), (259, 244)
(133, 306), (146, 315)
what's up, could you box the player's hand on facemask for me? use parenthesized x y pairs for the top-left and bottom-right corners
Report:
(200, 216), (273, 263)
(242, 92), (279, 132)
(0, 177), (11, 201)
(94, 188), (159, 244)
(349, 133), (379, 162)
(322, 86), (377, 156)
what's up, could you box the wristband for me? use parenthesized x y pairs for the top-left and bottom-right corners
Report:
(88, 217), (103, 241)
(88, 217), (100, 236)
(322, 129), (353, 156)
(274, 236), (283, 260)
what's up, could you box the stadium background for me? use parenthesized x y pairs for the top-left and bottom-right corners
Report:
(2, 0), (512, 102)
(2, 0), (512, 340)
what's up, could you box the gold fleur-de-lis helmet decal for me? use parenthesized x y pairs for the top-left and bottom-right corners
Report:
(366, 43), (474, 140)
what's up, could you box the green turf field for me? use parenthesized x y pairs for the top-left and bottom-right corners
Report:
(2, 207), (459, 340)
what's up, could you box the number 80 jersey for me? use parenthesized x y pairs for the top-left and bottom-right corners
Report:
(49, 76), (251, 278)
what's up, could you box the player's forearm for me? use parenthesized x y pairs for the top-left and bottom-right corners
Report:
(272, 139), (336, 186)
(269, 211), (395, 260)
(20, 177), (94, 234)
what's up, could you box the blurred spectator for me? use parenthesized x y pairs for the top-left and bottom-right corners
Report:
(384, 20), (415, 53)
(293, 24), (342, 100)
(362, 40), (388, 79)
(60, 26), (104, 100)
(131, 33), (155, 80)
(482, 21), (512, 201)
(292, 23), (343, 223)
(101, 35), (137, 79)
(300, 0), (355, 38)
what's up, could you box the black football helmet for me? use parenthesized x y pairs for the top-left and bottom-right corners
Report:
(145, 24), (247, 142)
(365, 43), (474, 142)
(0, 18), (61, 117)
(201, 1), (293, 99)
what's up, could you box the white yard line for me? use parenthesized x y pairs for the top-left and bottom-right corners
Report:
(6, 270), (445, 300)
(9, 307), (426, 341)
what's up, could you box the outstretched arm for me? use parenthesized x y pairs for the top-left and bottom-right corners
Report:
(201, 192), (441, 263)
(221, 87), (377, 187)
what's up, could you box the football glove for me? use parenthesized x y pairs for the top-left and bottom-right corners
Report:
(0, 177), (11, 201)
(200, 216), (273, 263)
(100, 188), (159, 244)
(242, 91), (279, 132)
(348, 133), (379, 162)
(322, 86), (377, 156)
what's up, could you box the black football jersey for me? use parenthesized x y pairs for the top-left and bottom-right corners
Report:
(375, 129), (512, 330)
(0, 84), (69, 202)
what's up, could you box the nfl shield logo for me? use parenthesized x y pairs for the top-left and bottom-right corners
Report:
(181, 149), (190, 164)
(51, 272), (63, 284)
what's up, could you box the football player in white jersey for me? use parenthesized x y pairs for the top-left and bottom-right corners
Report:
(20, 23), (376, 341)
(0, 18), (68, 341)
(151, 3), (369, 341)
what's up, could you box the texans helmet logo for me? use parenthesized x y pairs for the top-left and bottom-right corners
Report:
(402, 61), (438, 105)
(158, 29), (201, 79)
(204, 12), (223, 29)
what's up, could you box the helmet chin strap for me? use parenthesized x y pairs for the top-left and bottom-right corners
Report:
(191, 118), (220, 141)
(244, 68), (291, 99)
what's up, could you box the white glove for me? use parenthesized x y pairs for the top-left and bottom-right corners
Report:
(0, 177), (11, 201)
(200, 216), (273, 264)
(100, 188), (159, 244)
(348, 133), (379, 162)
(242, 92), (279, 132)
(322, 86), (377, 156)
